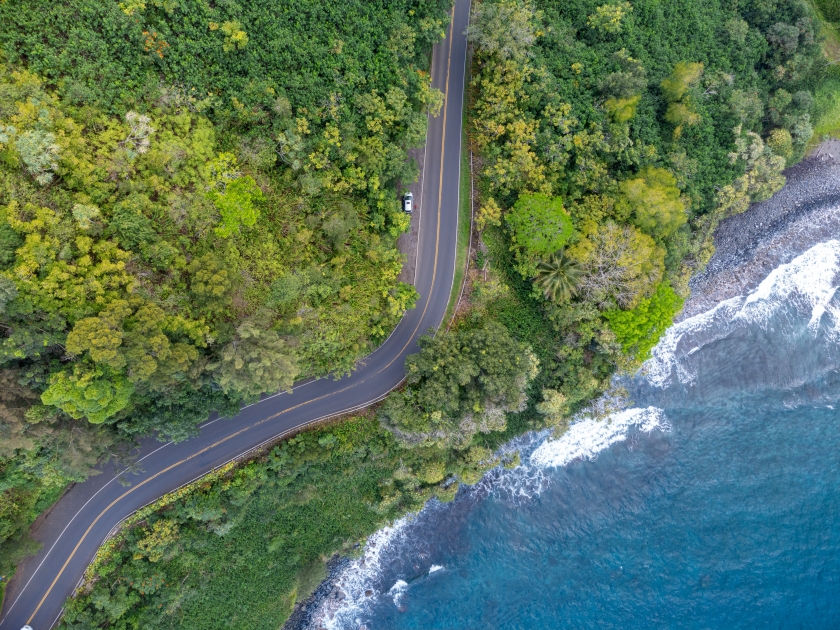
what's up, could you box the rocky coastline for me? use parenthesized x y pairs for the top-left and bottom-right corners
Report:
(281, 555), (352, 630)
(682, 140), (840, 320)
(283, 142), (840, 630)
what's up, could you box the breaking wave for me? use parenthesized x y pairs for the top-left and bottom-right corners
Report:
(312, 239), (840, 629)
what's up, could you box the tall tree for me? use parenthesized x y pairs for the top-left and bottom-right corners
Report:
(211, 320), (299, 400)
(379, 320), (538, 447)
(534, 250), (582, 302)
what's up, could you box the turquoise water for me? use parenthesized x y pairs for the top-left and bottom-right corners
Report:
(322, 241), (840, 630)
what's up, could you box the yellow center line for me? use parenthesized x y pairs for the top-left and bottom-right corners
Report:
(27, 6), (459, 624)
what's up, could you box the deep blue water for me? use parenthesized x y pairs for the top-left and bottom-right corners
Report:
(324, 241), (840, 630)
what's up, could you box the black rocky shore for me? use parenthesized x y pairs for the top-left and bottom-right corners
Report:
(281, 555), (352, 630)
(282, 142), (840, 630)
(682, 139), (840, 320)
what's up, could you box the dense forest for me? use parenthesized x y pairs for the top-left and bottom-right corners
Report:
(461, 0), (826, 423)
(2, 0), (837, 625)
(0, 0), (449, 589)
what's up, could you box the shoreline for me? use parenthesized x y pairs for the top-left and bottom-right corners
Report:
(682, 141), (840, 320)
(281, 555), (351, 630)
(286, 142), (840, 630)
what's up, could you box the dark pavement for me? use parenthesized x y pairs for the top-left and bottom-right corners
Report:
(0, 0), (471, 627)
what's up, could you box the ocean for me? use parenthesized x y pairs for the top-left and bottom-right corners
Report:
(315, 239), (840, 629)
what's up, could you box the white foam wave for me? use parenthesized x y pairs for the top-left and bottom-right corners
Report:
(388, 579), (408, 607)
(530, 407), (668, 468)
(315, 517), (412, 630)
(470, 430), (553, 505)
(645, 240), (840, 389)
(428, 565), (444, 574)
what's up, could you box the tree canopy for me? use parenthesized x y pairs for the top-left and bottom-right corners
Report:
(379, 320), (539, 448)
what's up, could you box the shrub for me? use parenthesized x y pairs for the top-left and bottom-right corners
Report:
(603, 282), (684, 360)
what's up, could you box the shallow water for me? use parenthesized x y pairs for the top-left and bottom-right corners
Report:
(319, 240), (840, 630)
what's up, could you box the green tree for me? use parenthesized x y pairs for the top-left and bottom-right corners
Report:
(379, 320), (538, 447)
(535, 388), (570, 434)
(188, 253), (233, 311)
(603, 282), (684, 360)
(211, 320), (299, 400)
(534, 250), (582, 302)
(219, 20), (249, 52)
(730, 89), (764, 127)
(476, 197), (502, 232)
(660, 62), (704, 102)
(605, 95), (640, 123)
(725, 17), (749, 44)
(507, 193), (573, 276)
(0, 369), (40, 456)
(616, 167), (686, 241)
(660, 62), (704, 138)
(766, 22), (800, 57)
(41, 365), (134, 424)
(0, 275), (17, 313)
(0, 219), (23, 268)
(210, 175), (264, 238)
(767, 128), (793, 159)
(598, 50), (646, 100)
(466, 0), (542, 61)
(588, 1), (632, 33)
(134, 520), (180, 562)
(570, 222), (664, 309)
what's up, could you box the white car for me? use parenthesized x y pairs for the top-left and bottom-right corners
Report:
(403, 191), (413, 213)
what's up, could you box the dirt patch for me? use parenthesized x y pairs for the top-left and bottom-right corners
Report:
(397, 146), (426, 286)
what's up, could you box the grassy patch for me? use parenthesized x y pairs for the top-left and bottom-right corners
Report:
(804, 0), (840, 150)
(811, 72), (840, 144)
(444, 83), (474, 326)
(62, 418), (402, 629)
(60, 413), (505, 630)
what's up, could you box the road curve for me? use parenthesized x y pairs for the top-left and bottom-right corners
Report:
(0, 1), (470, 627)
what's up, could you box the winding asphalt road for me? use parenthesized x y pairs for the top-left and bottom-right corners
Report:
(0, 1), (470, 627)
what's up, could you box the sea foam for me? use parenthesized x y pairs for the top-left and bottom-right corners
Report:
(644, 240), (840, 389)
(314, 241), (840, 629)
(530, 407), (668, 469)
(315, 517), (412, 630)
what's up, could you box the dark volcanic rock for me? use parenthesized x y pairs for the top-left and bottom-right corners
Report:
(682, 143), (840, 320)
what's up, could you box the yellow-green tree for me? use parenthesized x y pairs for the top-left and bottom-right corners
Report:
(569, 221), (664, 309)
(588, 1), (633, 33)
(41, 365), (134, 424)
(616, 167), (686, 241)
(660, 62), (704, 138)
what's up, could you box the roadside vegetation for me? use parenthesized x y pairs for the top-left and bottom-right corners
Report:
(0, 0), (449, 599)
(461, 0), (827, 422)
(60, 415), (514, 629)
(1, 0), (836, 624)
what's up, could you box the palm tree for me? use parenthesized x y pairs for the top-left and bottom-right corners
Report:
(534, 250), (582, 302)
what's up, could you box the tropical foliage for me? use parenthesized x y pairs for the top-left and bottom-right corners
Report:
(1, 0), (835, 622)
(603, 282), (685, 359)
(464, 0), (824, 420)
(533, 250), (581, 302)
(0, 0), (449, 427)
(0, 0), (449, 600)
(379, 319), (539, 447)
(59, 415), (512, 629)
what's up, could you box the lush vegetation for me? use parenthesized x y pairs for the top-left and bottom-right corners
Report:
(460, 0), (825, 423)
(2, 0), (836, 623)
(380, 319), (539, 447)
(59, 415), (515, 629)
(0, 0), (450, 597)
